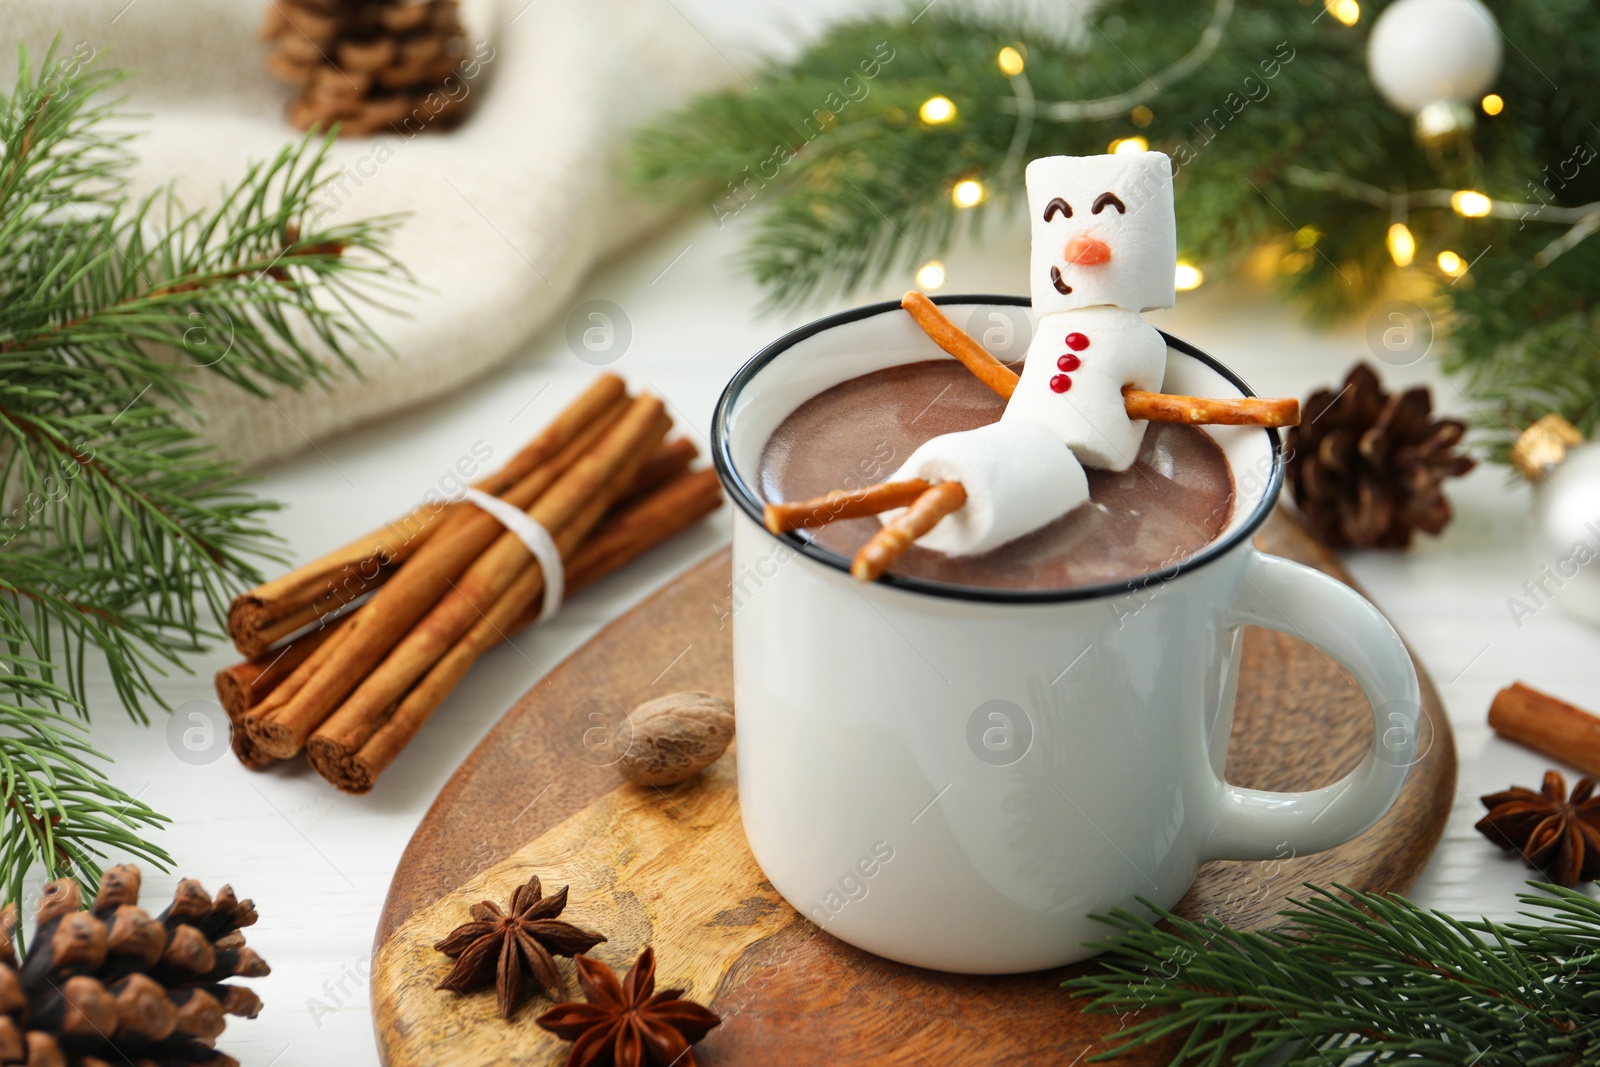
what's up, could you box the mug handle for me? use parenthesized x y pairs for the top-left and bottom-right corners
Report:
(1202, 549), (1423, 862)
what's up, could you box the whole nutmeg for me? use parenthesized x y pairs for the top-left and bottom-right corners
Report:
(616, 691), (734, 787)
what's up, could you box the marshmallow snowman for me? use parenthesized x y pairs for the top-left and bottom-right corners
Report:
(1002, 153), (1174, 471)
(886, 152), (1178, 556)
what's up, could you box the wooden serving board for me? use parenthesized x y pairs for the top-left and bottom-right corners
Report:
(373, 508), (1455, 1066)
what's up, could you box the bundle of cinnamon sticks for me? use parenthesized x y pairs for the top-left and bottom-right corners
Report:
(215, 375), (722, 793)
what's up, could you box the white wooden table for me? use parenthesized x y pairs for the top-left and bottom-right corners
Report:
(85, 13), (1599, 1064)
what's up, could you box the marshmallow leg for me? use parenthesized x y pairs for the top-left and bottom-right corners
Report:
(1003, 308), (1167, 472)
(883, 420), (1088, 556)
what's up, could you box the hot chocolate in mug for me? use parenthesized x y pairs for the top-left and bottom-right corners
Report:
(712, 296), (1422, 974)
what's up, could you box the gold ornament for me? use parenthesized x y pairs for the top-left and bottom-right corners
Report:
(1512, 413), (1585, 481)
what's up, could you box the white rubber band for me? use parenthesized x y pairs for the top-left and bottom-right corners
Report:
(460, 488), (565, 623)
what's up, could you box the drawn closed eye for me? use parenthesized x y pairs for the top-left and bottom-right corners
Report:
(1042, 197), (1072, 221)
(1092, 192), (1126, 215)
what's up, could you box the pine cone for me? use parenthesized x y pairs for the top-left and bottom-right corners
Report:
(1285, 363), (1475, 548)
(0, 867), (268, 1067)
(260, 0), (472, 137)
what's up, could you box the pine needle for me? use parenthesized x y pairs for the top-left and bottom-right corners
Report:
(628, 0), (1600, 457)
(1065, 884), (1600, 1065)
(0, 41), (407, 898)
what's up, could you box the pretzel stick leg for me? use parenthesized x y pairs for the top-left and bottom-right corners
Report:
(851, 481), (968, 582)
(901, 291), (1020, 399)
(764, 479), (933, 535)
(1122, 387), (1300, 427)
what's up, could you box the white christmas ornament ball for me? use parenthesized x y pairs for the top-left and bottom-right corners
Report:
(1367, 0), (1503, 113)
(1530, 443), (1600, 627)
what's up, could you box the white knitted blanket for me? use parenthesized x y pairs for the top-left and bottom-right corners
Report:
(3, 0), (728, 465)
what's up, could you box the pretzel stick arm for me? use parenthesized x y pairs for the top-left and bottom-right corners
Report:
(851, 481), (968, 582)
(899, 292), (1299, 427)
(764, 479), (934, 535)
(901, 292), (1020, 400)
(1122, 387), (1300, 427)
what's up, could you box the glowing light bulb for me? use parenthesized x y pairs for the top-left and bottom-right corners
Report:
(916, 260), (947, 290)
(1108, 136), (1148, 156)
(1386, 223), (1416, 267)
(997, 46), (1025, 76)
(1280, 250), (1313, 274)
(951, 179), (986, 208)
(1451, 190), (1492, 217)
(1326, 0), (1360, 25)
(1174, 262), (1204, 291)
(1437, 250), (1467, 277)
(1481, 93), (1504, 116)
(919, 96), (956, 124)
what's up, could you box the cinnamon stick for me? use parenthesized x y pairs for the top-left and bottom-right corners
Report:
(764, 479), (932, 535)
(233, 723), (280, 771)
(256, 393), (668, 760)
(215, 621), (342, 722)
(565, 469), (722, 589)
(901, 291), (1019, 400)
(277, 436), (690, 661)
(307, 468), (723, 792)
(851, 481), (967, 582)
(1488, 682), (1600, 777)
(232, 619), (354, 768)
(226, 374), (628, 656)
(230, 435), (690, 673)
(616, 437), (698, 509)
(228, 528), (409, 658)
(215, 438), (698, 725)
(1122, 387), (1300, 427)
(303, 494), (615, 790)
(234, 409), (616, 761)
(302, 408), (668, 766)
(243, 383), (629, 757)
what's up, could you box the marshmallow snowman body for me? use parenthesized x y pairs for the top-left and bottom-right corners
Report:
(1012, 151), (1176, 471)
(877, 150), (1182, 557)
(884, 420), (1088, 556)
(1003, 308), (1167, 472)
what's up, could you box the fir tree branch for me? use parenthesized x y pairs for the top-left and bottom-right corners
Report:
(0, 40), (408, 898)
(0, 658), (171, 912)
(1066, 884), (1600, 1065)
(629, 0), (1600, 455)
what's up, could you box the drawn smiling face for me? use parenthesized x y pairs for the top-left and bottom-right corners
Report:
(1025, 153), (1177, 315)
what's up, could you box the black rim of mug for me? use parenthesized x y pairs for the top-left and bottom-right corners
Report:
(711, 294), (1285, 605)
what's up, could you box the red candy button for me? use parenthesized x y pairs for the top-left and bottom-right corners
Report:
(1057, 353), (1081, 371)
(1064, 332), (1089, 351)
(1049, 374), (1073, 393)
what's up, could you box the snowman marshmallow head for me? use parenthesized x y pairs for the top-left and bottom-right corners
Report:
(1026, 152), (1177, 316)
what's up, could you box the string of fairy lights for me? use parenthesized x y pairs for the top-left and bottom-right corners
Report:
(907, 0), (1598, 296)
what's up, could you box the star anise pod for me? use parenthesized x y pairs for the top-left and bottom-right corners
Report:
(1476, 769), (1600, 887)
(434, 875), (607, 1019)
(536, 946), (721, 1067)
(1285, 362), (1475, 548)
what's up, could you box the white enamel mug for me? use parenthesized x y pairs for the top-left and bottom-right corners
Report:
(712, 296), (1421, 974)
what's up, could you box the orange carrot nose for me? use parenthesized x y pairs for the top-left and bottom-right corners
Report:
(1063, 235), (1112, 266)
